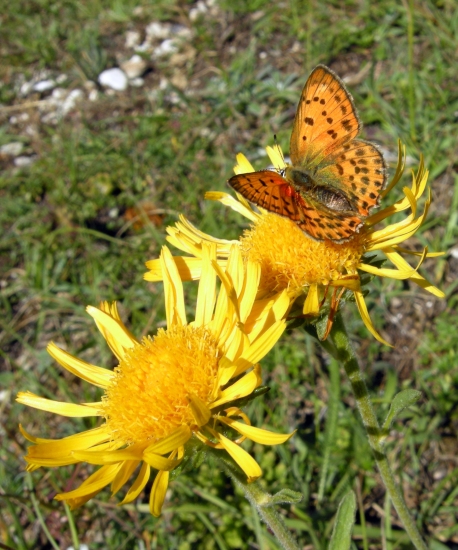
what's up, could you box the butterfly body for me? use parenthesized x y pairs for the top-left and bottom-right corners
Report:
(229, 65), (387, 242)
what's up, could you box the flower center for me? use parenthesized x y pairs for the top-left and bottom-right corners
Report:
(240, 213), (366, 294)
(102, 325), (220, 445)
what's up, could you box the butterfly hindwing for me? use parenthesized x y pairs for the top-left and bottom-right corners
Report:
(316, 139), (387, 216)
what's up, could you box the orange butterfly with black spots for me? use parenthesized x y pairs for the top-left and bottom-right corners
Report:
(228, 65), (387, 242)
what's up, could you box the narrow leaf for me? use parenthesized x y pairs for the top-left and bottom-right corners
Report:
(328, 491), (357, 550)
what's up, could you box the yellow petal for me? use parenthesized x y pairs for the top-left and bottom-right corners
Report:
(380, 140), (406, 198)
(220, 418), (295, 445)
(146, 425), (192, 455)
(150, 470), (170, 517)
(357, 263), (416, 280)
(353, 291), (392, 347)
(145, 256), (205, 282)
(16, 391), (101, 417)
(119, 462), (151, 505)
(24, 426), (111, 458)
(160, 246), (187, 327)
(214, 432), (261, 482)
(195, 243), (217, 327)
(303, 283), (320, 315)
(237, 320), (286, 371)
(234, 152), (255, 174)
(87, 305), (137, 359)
(55, 463), (122, 504)
(174, 214), (235, 248)
(188, 393), (212, 427)
(384, 249), (445, 298)
(46, 343), (113, 388)
(111, 460), (141, 495)
(142, 452), (182, 471)
(205, 191), (259, 222)
(72, 443), (145, 465)
(238, 261), (261, 323)
(265, 145), (287, 170)
(211, 365), (261, 409)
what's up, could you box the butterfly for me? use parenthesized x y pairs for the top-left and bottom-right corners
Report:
(228, 64), (387, 242)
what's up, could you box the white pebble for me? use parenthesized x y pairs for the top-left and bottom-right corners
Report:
(153, 39), (178, 57)
(0, 142), (23, 156)
(120, 54), (147, 79)
(98, 68), (128, 91)
(33, 79), (56, 92)
(125, 30), (141, 49)
(14, 156), (36, 167)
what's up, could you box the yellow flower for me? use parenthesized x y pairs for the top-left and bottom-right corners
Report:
(145, 142), (444, 346)
(17, 245), (293, 517)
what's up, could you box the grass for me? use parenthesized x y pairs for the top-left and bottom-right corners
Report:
(1, 0), (458, 548)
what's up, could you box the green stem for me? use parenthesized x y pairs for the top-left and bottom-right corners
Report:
(321, 313), (428, 550)
(208, 449), (301, 550)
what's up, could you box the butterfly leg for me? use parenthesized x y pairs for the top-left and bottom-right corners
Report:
(322, 286), (346, 340)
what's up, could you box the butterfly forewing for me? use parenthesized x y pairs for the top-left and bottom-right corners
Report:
(290, 65), (361, 168)
(229, 171), (304, 221)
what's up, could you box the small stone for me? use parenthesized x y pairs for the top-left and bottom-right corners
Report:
(88, 89), (99, 101)
(129, 77), (144, 87)
(33, 79), (56, 93)
(120, 54), (147, 79)
(153, 39), (178, 58)
(60, 89), (84, 115)
(145, 21), (172, 40)
(0, 142), (24, 156)
(20, 81), (34, 96)
(14, 156), (37, 167)
(125, 30), (141, 49)
(98, 68), (128, 91)
(450, 247), (458, 259)
(56, 74), (68, 84)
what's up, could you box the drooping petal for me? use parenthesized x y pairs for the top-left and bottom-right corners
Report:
(353, 291), (391, 347)
(188, 392), (212, 427)
(150, 470), (170, 517)
(213, 431), (262, 482)
(119, 462), (151, 505)
(55, 463), (123, 506)
(220, 417), (295, 445)
(384, 248), (445, 297)
(357, 264), (416, 280)
(303, 283), (320, 315)
(111, 460), (141, 496)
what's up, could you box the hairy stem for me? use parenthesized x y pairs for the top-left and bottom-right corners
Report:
(208, 449), (301, 550)
(321, 313), (428, 550)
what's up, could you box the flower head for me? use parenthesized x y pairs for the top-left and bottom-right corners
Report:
(145, 142), (444, 345)
(17, 245), (292, 516)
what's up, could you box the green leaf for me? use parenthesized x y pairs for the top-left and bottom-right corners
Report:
(261, 489), (303, 508)
(328, 491), (357, 550)
(382, 390), (422, 434)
